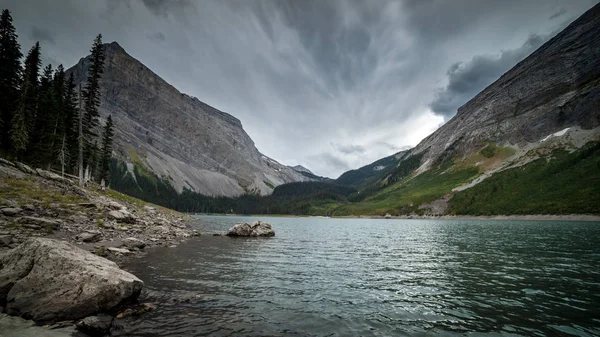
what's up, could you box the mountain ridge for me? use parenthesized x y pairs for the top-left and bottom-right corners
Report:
(66, 41), (311, 197)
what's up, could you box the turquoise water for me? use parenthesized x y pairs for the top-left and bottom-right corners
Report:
(116, 216), (600, 336)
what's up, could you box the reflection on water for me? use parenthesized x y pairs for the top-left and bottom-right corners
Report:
(115, 216), (600, 336)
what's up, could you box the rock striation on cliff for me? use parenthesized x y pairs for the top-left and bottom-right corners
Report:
(67, 42), (310, 197)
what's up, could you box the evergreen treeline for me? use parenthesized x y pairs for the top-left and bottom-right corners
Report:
(0, 9), (114, 183)
(108, 158), (357, 215)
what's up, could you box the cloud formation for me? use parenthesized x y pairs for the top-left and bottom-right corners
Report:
(4, 0), (597, 177)
(430, 34), (548, 118)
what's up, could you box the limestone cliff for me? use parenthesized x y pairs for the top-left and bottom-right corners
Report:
(67, 43), (310, 197)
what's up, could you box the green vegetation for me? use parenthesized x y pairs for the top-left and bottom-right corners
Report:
(0, 176), (85, 205)
(335, 164), (478, 216)
(480, 144), (497, 158)
(451, 142), (600, 215)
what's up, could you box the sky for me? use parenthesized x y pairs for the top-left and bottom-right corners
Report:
(2, 0), (598, 178)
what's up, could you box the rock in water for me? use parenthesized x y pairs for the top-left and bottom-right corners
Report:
(226, 221), (275, 237)
(0, 238), (143, 323)
(76, 314), (114, 336)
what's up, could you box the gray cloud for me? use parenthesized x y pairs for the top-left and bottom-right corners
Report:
(147, 31), (166, 42)
(142, 0), (190, 17)
(31, 26), (54, 44)
(550, 9), (567, 20)
(310, 153), (351, 174)
(334, 143), (366, 155)
(4, 0), (597, 177)
(430, 34), (549, 118)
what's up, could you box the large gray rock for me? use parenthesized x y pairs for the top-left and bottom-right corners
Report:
(0, 238), (143, 323)
(227, 221), (275, 237)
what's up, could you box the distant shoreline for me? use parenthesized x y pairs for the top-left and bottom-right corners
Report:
(191, 213), (600, 222)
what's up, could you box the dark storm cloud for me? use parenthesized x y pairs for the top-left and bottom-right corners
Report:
(141, 0), (190, 17)
(30, 26), (54, 44)
(5, 0), (597, 177)
(430, 34), (549, 118)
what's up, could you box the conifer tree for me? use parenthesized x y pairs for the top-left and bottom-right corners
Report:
(64, 73), (79, 173)
(99, 115), (114, 183)
(48, 65), (66, 168)
(0, 9), (22, 150)
(10, 42), (40, 156)
(82, 34), (105, 168)
(28, 63), (55, 165)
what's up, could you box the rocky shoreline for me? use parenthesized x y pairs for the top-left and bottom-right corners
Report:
(0, 158), (197, 336)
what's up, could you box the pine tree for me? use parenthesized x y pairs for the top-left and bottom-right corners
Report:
(0, 9), (22, 150)
(99, 115), (114, 183)
(28, 63), (55, 166)
(64, 73), (79, 173)
(82, 34), (105, 168)
(48, 64), (66, 168)
(10, 42), (40, 157)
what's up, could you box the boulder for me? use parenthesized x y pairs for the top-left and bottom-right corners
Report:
(226, 221), (275, 237)
(78, 231), (101, 243)
(0, 235), (12, 247)
(0, 238), (143, 323)
(17, 216), (62, 230)
(107, 247), (131, 255)
(1, 207), (22, 216)
(107, 201), (126, 210)
(108, 210), (135, 223)
(76, 314), (113, 336)
(0, 158), (15, 167)
(35, 168), (71, 184)
(15, 162), (35, 175)
(123, 237), (146, 249)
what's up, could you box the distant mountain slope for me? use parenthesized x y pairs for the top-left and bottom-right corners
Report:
(332, 3), (600, 216)
(67, 42), (310, 197)
(335, 150), (407, 186)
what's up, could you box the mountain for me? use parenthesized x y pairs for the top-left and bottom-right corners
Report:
(332, 3), (600, 216)
(335, 150), (408, 186)
(67, 42), (310, 197)
(290, 165), (312, 174)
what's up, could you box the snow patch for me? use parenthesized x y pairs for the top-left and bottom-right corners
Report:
(540, 127), (570, 142)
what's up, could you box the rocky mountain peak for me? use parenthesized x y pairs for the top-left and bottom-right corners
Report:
(66, 42), (311, 197)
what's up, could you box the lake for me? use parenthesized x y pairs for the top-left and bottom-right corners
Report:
(115, 216), (600, 336)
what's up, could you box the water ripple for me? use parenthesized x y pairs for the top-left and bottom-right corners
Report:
(115, 217), (600, 337)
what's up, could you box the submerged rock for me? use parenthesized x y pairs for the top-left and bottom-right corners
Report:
(226, 221), (275, 237)
(0, 238), (143, 323)
(76, 314), (114, 336)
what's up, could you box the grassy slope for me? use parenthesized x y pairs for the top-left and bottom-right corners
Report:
(451, 142), (600, 215)
(333, 165), (478, 216)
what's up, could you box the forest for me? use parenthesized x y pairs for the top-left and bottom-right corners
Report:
(0, 9), (114, 184)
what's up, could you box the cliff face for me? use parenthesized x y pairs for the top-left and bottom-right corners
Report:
(67, 42), (309, 197)
(412, 3), (600, 168)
